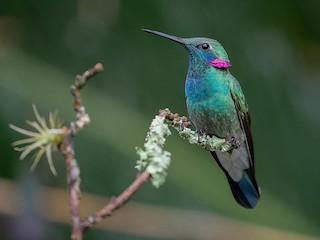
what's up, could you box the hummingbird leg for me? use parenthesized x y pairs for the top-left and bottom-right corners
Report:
(196, 129), (206, 142)
(229, 136), (241, 149)
(196, 129), (206, 135)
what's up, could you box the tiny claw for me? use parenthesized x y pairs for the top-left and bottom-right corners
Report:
(196, 129), (206, 135)
(229, 136), (241, 149)
(196, 129), (206, 142)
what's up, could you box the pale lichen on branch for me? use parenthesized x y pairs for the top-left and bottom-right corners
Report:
(135, 115), (172, 188)
(159, 108), (232, 152)
(136, 108), (232, 187)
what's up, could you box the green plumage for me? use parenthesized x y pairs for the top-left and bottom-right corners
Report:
(186, 67), (243, 140)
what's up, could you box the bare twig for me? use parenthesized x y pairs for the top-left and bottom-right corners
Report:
(70, 63), (104, 112)
(81, 170), (151, 232)
(59, 63), (104, 240)
(59, 63), (153, 239)
(60, 134), (82, 240)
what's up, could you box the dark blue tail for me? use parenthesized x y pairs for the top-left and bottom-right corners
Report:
(210, 151), (260, 209)
(226, 171), (260, 209)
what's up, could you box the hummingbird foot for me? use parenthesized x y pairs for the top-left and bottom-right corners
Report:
(229, 136), (241, 149)
(196, 129), (206, 142)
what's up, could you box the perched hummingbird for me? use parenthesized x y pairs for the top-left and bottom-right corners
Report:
(143, 29), (260, 208)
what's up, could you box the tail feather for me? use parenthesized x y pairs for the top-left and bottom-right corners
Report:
(211, 151), (260, 209)
(226, 171), (260, 208)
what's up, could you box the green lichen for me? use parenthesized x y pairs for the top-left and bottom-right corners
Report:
(136, 111), (232, 188)
(167, 118), (231, 152)
(135, 115), (171, 188)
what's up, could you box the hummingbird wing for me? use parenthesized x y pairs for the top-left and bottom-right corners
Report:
(211, 77), (260, 208)
(230, 78), (260, 207)
(229, 79), (255, 171)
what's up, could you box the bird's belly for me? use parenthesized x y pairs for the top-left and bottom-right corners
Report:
(187, 95), (239, 138)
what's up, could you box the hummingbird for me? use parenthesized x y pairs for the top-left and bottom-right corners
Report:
(143, 29), (260, 208)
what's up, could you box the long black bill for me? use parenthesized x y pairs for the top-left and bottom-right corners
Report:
(142, 29), (185, 45)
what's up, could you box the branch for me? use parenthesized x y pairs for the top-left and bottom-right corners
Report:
(79, 109), (172, 231)
(9, 63), (232, 240)
(59, 63), (104, 240)
(159, 108), (232, 153)
(135, 108), (232, 188)
(81, 170), (150, 232)
(70, 63), (104, 112)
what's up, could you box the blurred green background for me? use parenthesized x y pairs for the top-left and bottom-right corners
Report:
(1, 0), (320, 239)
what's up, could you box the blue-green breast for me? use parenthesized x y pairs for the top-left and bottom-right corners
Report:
(185, 67), (240, 139)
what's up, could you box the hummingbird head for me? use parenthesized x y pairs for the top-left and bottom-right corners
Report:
(142, 29), (231, 69)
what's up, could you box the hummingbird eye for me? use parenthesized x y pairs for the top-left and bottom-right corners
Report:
(197, 43), (211, 51)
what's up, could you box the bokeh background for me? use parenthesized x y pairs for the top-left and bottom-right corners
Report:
(0, 0), (320, 239)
